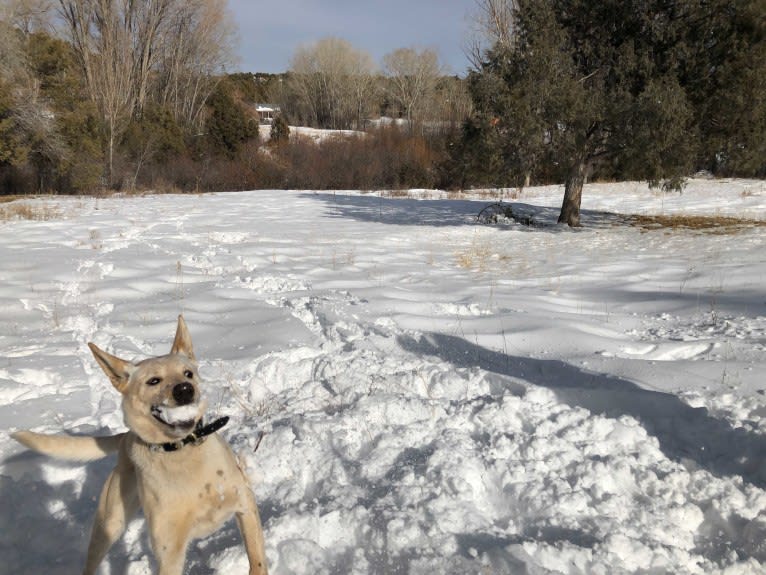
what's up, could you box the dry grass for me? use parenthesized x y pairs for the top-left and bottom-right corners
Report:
(455, 236), (512, 271)
(455, 245), (493, 270)
(625, 213), (766, 234)
(0, 199), (62, 221)
(377, 188), (522, 201)
(119, 183), (205, 196)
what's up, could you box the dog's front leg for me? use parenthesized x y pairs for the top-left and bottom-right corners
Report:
(83, 460), (139, 575)
(236, 494), (268, 575)
(152, 540), (189, 575)
(146, 513), (193, 575)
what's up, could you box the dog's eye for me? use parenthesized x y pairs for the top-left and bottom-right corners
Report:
(184, 370), (194, 379)
(146, 377), (162, 386)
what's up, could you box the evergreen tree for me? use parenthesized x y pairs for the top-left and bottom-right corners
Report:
(466, 0), (699, 226)
(0, 81), (28, 169)
(122, 106), (185, 164)
(682, 0), (766, 176)
(25, 31), (103, 192)
(121, 105), (185, 188)
(269, 113), (290, 146)
(206, 83), (258, 159)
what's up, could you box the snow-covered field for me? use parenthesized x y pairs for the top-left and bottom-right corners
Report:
(1, 179), (765, 574)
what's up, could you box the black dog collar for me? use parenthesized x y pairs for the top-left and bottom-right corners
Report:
(151, 416), (230, 453)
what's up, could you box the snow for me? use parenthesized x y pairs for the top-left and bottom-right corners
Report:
(1, 178), (765, 574)
(259, 124), (365, 143)
(152, 402), (204, 426)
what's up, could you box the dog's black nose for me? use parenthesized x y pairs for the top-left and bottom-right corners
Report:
(172, 382), (195, 405)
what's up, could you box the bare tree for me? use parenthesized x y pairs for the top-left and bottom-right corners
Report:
(0, 17), (26, 82)
(466, 0), (516, 67)
(56, 0), (235, 184)
(155, 0), (236, 129)
(382, 47), (442, 130)
(130, 0), (175, 114)
(432, 76), (473, 131)
(288, 37), (376, 130)
(1, 0), (53, 33)
(57, 0), (139, 183)
(346, 47), (378, 130)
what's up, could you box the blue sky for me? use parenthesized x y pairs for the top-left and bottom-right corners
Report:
(227, 0), (477, 75)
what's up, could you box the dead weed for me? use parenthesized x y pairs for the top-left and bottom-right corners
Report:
(0, 200), (61, 221)
(626, 213), (766, 234)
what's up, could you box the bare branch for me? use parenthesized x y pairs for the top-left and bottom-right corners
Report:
(466, 0), (517, 67)
(383, 47), (442, 130)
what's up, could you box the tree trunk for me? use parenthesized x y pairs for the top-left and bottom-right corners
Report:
(558, 160), (587, 227)
(107, 121), (115, 188)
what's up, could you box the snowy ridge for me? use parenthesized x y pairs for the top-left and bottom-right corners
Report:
(1, 180), (765, 573)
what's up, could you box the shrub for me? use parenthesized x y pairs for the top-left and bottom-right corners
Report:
(271, 126), (441, 191)
(205, 83), (258, 159)
(269, 114), (290, 146)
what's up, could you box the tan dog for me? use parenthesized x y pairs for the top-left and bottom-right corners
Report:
(12, 316), (268, 575)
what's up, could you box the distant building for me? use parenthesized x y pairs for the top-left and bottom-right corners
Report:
(255, 104), (280, 124)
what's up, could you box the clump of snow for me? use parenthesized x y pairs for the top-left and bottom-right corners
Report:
(152, 403), (202, 426)
(1, 179), (766, 573)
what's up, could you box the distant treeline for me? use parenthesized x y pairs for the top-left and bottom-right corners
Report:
(0, 1), (764, 200)
(0, 4), (468, 195)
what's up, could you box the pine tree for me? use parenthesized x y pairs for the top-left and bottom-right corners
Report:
(466, 0), (699, 226)
(25, 31), (103, 193)
(269, 113), (290, 146)
(0, 81), (28, 169)
(682, 0), (766, 176)
(206, 84), (258, 159)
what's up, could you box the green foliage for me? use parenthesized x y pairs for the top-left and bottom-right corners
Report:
(462, 0), (710, 222)
(24, 31), (103, 193)
(0, 82), (28, 168)
(462, 0), (766, 205)
(25, 32), (75, 97)
(618, 75), (697, 190)
(269, 114), (290, 146)
(122, 106), (185, 164)
(205, 82), (258, 158)
(439, 116), (506, 189)
(226, 72), (285, 104)
(684, 0), (766, 176)
(708, 55), (766, 177)
(117, 106), (185, 189)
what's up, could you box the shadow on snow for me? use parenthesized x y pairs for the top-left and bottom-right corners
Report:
(303, 191), (624, 230)
(398, 332), (766, 490)
(0, 433), (147, 575)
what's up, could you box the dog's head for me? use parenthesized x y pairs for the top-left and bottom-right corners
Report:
(88, 315), (206, 444)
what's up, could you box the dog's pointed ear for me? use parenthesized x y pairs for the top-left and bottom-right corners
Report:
(88, 342), (134, 393)
(170, 315), (195, 361)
